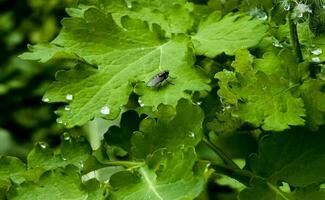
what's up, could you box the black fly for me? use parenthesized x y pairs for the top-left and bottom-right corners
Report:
(146, 70), (174, 88)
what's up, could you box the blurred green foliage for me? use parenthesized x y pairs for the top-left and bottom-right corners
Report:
(0, 0), (78, 158)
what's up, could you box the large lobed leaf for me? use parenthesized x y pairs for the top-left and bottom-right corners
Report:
(234, 71), (305, 131)
(21, 7), (209, 127)
(215, 49), (305, 131)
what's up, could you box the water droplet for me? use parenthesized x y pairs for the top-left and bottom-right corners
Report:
(100, 106), (110, 115)
(138, 99), (145, 107)
(282, 0), (291, 11)
(222, 105), (232, 112)
(296, 3), (312, 13)
(63, 132), (71, 141)
(312, 57), (321, 63)
(189, 131), (195, 138)
(284, 4), (290, 11)
(42, 97), (50, 102)
(311, 48), (323, 56)
(79, 161), (84, 168)
(293, 3), (312, 18)
(38, 142), (48, 149)
(64, 106), (71, 111)
(272, 39), (283, 48)
(56, 118), (63, 124)
(250, 8), (268, 21)
(66, 94), (73, 101)
(126, 1), (132, 8)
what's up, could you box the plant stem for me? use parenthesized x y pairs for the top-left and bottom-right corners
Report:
(202, 137), (240, 170)
(210, 163), (254, 186)
(288, 16), (303, 62)
(101, 160), (144, 168)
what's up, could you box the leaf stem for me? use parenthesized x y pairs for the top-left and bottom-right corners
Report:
(288, 16), (303, 62)
(209, 163), (254, 186)
(101, 160), (144, 168)
(202, 137), (240, 170)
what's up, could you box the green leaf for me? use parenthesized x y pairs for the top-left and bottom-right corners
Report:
(192, 13), (267, 57)
(312, 35), (325, 62)
(249, 130), (325, 187)
(109, 147), (207, 200)
(27, 135), (91, 171)
(239, 178), (325, 200)
(83, 179), (106, 200)
(131, 99), (204, 159)
(215, 50), (305, 131)
(21, 7), (209, 127)
(0, 157), (26, 180)
(239, 178), (289, 200)
(299, 79), (325, 130)
(240, 130), (325, 199)
(0, 157), (26, 198)
(97, 0), (195, 35)
(7, 166), (88, 200)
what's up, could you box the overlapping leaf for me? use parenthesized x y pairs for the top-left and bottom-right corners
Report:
(109, 147), (207, 200)
(27, 135), (92, 171)
(95, 0), (195, 35)
(215, 50), (305, 131)
(131, 99), (204, 159)
(239, 130), (325, 200)
(0, 157), (26, 199)
(192, 13), (268, 57)
(299, 79), (325, 130)
(21, 7), (209, 127)
(7, 166), (88, 200)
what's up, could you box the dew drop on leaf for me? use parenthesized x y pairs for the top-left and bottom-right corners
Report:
(66, 94), (73, 101)
(56, 118), (63, 124)
(126, 1), (132, 8)
(138, 99), (145, 107)
(189, 131), (195, 138)
(312, 57), (321, 63)
(249, 8), (268, 21)
(272, 39), (283, 48)
(100, 106), (110, 115)
(311, 48), (323, 56)
(63, 132), (71, 141)
(79, 161), (84, 168)
(38, 142), (48, 149)
(284, 4), (290, 11)
(42, 97), (50, 102)
(64, 106), (71, 111)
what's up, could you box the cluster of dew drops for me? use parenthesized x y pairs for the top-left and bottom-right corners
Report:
(37, 133), (85, 169)
(42, 94), (111, 125)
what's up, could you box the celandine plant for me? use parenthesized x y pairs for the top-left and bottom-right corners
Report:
(1, 0), (325, 199)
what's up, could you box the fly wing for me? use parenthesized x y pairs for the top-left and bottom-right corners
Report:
(146, 76), (164, 87)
